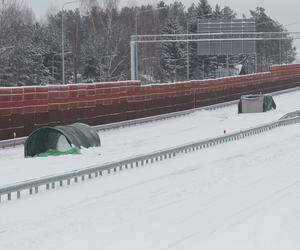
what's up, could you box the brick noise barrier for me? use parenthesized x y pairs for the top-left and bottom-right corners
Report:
(1, 64), (300, 140)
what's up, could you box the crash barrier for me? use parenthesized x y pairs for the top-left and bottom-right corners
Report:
(279, 110), (300, 120)
(0, 115), (299, 203)
(1, 64), (300, 140)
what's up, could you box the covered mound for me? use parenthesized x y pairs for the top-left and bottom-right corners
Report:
(238, 94), (276, 113)
(25, 123), (101, 157)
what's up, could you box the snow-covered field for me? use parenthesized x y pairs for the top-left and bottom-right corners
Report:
(1, 90), (300, 186)
(1, 123), (300, 250)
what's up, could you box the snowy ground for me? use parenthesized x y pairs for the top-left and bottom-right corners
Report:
(1, 90), (300, 186)
(1, 123), (300, 250)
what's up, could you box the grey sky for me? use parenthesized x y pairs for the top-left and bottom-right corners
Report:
(26, 0), (300, 56)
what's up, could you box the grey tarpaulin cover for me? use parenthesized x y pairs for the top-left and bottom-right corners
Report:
(238, 94), (276, 113)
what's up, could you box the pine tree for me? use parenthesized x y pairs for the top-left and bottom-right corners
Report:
(160, 16), (186, 82)
(213, 5), (222, 19)
(186, 0), (214, 79)
(222, 6), (236, 19)
(250, 7), (296, 70)
(196, 0), (212, 19)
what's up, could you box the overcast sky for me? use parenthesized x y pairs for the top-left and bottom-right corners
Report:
(25, 0), (300, 56)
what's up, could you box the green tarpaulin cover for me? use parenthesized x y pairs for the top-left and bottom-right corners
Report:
(36, 147), (81, 157)
(25, 123), (100, 157)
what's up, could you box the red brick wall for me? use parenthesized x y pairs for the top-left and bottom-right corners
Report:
(1, 64), (300, 140)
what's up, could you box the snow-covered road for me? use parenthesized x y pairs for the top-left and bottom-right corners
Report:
(1, 123), (300, 250)
(1, 89), (300, 186)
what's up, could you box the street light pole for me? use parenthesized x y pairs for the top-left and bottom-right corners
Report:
(61, 8), (64, 85)
(133, 6), (167, 81)
(52, 52), (71, 83)
(62, 0), (80, 85)
(186, 20), (190, 81)
(135, 7), (167, 36)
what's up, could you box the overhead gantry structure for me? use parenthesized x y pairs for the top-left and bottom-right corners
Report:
(130, 32), (300, 81)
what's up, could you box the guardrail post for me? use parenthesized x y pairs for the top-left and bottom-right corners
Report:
(51, 183), (55, 189)
(8, 193), (11, 201)
(29, 188), (33, 194)
(46, 184), (50, 190)
(60, 180), (63, 187)
(35, 187), (38, 194)
(17, 191), (20, 199)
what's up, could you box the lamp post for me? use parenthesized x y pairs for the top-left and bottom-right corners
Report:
(186, 20), (190, 81)
(0, 46), (14, 86)
(135, 6), (167, 36)
(52, 52), (71, 83)
(61, 0), (80, 85)
(133, 6), (167, 81)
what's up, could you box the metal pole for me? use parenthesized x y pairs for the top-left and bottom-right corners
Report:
(62, 10), (65, 85)
(255, 53), (257, 73)
(202, 59), (204, 79)
(135, 42), (138, 80)
(279, 33), (283, 64)
(135, 13), (138, 37)
(131, 41), (136, 80)
(133, 7), (168, 81)
(226, 55), (229, 76)
(61, 1), (80, 85)
(52, 55), (55, 81)
(279, 39), (282, 64)
(186, 21), (189, 81)
(134, 12), (139, 80)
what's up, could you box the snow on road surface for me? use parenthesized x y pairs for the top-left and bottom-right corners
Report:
(0, 89), (300, 186)
(1, 123), (300, 250)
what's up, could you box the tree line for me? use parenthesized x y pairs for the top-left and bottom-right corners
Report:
(0, 0), (296, 86)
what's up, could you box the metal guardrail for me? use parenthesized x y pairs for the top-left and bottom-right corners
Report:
(279, 110), (300, 120)
(1, 85), (300, 149)
(1, 115), (300, 203)
(0, 137), (27, 149)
